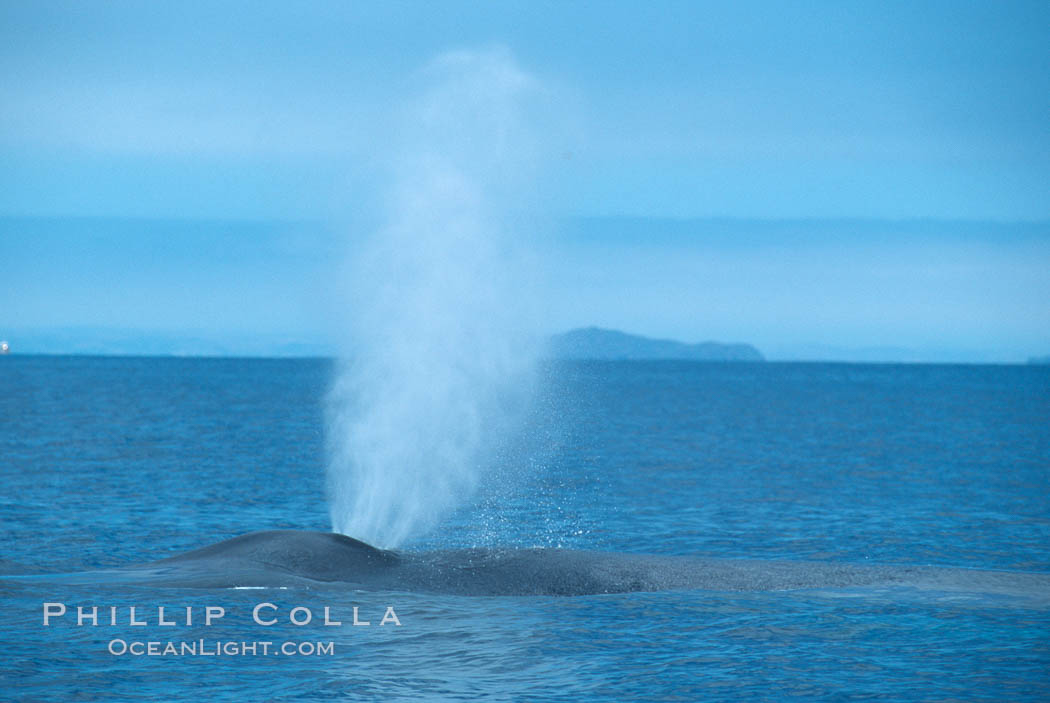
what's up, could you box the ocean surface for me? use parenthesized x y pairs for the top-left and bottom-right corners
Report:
(1, 356), (1048, 701)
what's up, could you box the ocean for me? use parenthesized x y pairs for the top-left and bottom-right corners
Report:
(1, 356), (1048, 701)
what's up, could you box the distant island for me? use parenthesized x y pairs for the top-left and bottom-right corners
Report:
(5, 324), (767, 361)
(1029, 356), (1050, 365)
(548, 327), (764, 362)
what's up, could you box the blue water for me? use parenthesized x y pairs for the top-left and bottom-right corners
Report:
(2, 357), (1048, 700)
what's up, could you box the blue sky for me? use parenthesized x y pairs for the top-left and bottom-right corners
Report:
(1, 1), (1049, 359)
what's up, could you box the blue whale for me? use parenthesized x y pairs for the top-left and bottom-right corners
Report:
(14, 529), (1049, 600)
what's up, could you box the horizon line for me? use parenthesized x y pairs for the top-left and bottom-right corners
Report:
(1, 351), (1045, 368)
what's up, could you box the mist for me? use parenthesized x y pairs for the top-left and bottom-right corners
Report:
(324, 48), (544, 548)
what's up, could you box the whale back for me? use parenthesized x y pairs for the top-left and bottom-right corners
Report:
(152, 530), (400, 584)
(22, 530), (1047, 599)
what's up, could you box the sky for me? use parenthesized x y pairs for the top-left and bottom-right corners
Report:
(1, 1), (1049, 360)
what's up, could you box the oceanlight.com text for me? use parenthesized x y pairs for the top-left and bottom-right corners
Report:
(107, 639), (335, 657)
